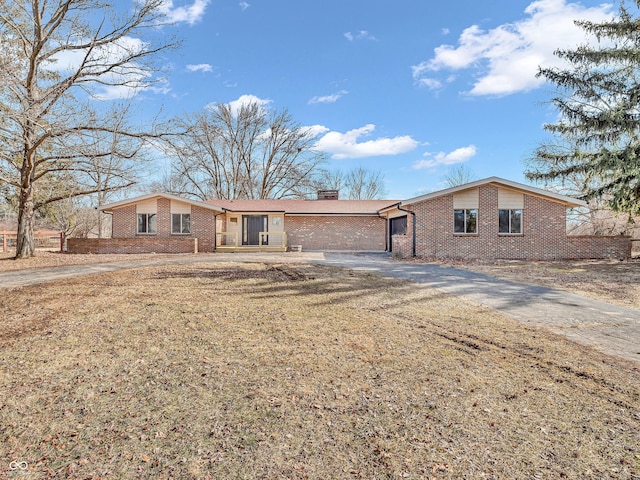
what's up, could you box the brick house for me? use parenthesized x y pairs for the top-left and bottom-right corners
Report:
(67, 177), (632, 259)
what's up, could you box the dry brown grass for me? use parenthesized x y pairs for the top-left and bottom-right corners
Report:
(1, 262), (639, 479)
(435, 258), (640, 310)
(3, 252), (639, 312)
(0, 251), (187, 273)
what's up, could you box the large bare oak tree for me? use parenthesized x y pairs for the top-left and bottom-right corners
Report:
(0, 0), (175, 258)
(163, 102), (327, 200)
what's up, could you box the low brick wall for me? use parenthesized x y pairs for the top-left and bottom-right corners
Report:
(391, 234), (632, 260)
(391, 235), (412, 258)
(567, 235), (632, 259)
(67, 238), (198, 254)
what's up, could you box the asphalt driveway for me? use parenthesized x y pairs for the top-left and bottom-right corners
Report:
(1, 252), (639, 365)
(315, 253), (640, 365)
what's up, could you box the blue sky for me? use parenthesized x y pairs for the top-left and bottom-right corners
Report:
(115, 0), (617, 199)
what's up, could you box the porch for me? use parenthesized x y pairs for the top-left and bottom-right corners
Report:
(215, 231), (288, 253)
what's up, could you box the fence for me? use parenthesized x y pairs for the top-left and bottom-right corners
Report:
(0, 231), (63, 253)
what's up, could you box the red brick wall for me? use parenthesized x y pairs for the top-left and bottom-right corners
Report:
(392, 235), (412, 259)
(157, 198), (171, 238)
(393, 184), (631, 260)
(112, 205), (136, 238)
(191, 206), (218, 252)
(67, 238), (197, 254)
(285, 215), (386, 251)
(567, 236), (631, 259)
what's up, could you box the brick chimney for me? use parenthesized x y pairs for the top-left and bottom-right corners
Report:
(316, 189), (339, 200)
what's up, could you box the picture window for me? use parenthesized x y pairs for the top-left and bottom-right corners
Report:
(454, 209), (477, 234)
(137, 213), (157, 234)
(499, 209), (522, 234)
(172, 213), (191, 234)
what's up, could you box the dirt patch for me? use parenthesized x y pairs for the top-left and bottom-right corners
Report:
(1, 262), (638, 479)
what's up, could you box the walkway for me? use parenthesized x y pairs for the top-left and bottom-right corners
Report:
(1, 252), (638, 364)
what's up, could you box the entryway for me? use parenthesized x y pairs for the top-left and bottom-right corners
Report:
(242, 215), (269, 246)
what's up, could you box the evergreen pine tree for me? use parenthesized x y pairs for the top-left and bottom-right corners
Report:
(526, 1), (640, 216)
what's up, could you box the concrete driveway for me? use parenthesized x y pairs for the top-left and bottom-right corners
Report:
(1, 251), (639, 365)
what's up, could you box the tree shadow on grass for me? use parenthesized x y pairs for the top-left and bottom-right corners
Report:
(152, 263), (452, 310)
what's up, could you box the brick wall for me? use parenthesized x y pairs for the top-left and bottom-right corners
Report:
(67, 238), (197, 254)
(567, 236), (631, 259)
(393, 184), (632, 260)
(112, 205), (136, 238)
(392, 235), (412, 259)
(285, 215), (386, 251)
(109, 200), (220, 253)
(191, 206), (218, 252)
(157, 198), (171, 238)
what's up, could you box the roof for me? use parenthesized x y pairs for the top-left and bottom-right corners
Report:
(98, 177), (587, 215)
(206, 199), (400, 215)
(99, 193), (225, 213)
(401, 177), (587, 208)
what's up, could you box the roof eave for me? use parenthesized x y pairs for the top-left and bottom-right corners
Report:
(400, 176), (587, 208)
(99, 193), (226, 213)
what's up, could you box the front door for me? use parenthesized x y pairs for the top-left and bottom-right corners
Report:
(242, 215), (268, 246)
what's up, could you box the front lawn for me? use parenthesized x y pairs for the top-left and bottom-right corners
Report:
(1, 262), (638, 479)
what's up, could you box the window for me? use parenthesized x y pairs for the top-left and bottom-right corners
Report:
(454, 209), (477, 234)
(172, 213), (191, 234)
(499, 209), (522, 234)
(137, 213), (157, 234)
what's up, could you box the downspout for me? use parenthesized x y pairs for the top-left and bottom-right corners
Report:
(396, 204), (417, 257)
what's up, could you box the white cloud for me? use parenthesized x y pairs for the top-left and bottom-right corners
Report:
(308, 90), (348, 104)
(301, 125), (331, 137)
(158, 0), (210, 25)
(417, 78), (442, 90)
(413, 145), (477, 169)
(239, 1), (250, 10)
(205, 94), (271, 116)
(228, 94), (271, 113)
(344, 30), (376, 41)
(314, 124), (418, 159)
(412, 0), (615, 96)
(186, 63), (213, 72)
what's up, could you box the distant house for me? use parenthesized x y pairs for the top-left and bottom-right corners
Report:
(67, 177), (632, 260)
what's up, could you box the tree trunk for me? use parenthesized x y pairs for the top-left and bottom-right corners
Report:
(15, 184), (35, 258)
(98, 211), (103, 238)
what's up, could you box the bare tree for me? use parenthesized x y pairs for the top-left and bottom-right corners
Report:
(443, 165), (477, 188)
(164, 102), (327, 200)
(40, 196), (99, 247)
(343, 167), (386, 199)
(315, 167), (387, 199)
(79, 105), (151, 237)
(0, 0), (176, 258)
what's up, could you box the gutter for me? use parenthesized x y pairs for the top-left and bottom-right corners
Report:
(396, 204), (417, 257)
